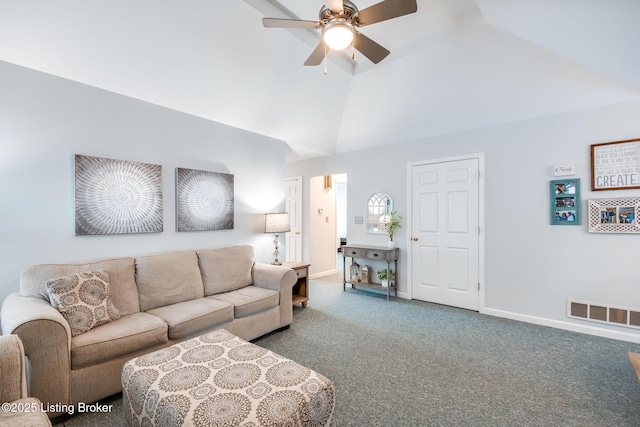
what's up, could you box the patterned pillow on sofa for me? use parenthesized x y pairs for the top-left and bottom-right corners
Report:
(46, 270), (120, 337)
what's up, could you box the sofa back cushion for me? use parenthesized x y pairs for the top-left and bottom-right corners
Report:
(20, 258), (140, 316)
(135, 250), (204, 311)
(197, 245), (255, 296)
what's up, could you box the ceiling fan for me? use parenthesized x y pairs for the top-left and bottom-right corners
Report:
(262, 0), (418, 66)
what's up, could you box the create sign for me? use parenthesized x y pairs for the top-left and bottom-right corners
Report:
(591, 139), (640, 191)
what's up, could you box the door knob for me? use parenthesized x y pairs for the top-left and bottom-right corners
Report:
(412, 237), (419, 241)
(295, 232), (301, 235)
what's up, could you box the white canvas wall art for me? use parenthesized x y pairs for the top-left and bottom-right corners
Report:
(176, 168), (234, 231)
(75, 154), (163, 235)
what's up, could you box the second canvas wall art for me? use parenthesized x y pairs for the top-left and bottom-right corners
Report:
(176, 168), (234, 231)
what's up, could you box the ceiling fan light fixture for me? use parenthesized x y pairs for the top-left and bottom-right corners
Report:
(322, 21), (354, 51)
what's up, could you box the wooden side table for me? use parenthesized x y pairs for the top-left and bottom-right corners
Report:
(283, 262), (310, 308)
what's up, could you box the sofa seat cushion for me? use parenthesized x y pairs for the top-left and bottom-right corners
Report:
(71, 312), (168, 370)
(208, 285), (279, 319)
(146, 298), (234, 340)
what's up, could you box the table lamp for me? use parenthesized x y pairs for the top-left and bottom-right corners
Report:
(264, 212), (290, 265)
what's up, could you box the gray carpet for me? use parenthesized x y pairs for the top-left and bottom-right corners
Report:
(54, 277), (640, 426)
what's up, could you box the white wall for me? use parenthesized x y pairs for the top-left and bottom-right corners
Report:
(286, 99), (640, 342)
(0, 61), (288, 309)
(335, 174), (348, 240)
(309, 176), (337, 278)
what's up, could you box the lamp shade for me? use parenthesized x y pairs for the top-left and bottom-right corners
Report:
(264, 212), (291, 233)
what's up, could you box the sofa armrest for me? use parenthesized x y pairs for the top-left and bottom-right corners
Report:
(252, 263), (297, 292)
(0, 293), (71, 408)
(252, 263), (297, 327)
(0, 335), (27, 402)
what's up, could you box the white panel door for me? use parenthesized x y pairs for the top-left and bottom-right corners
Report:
(410, 159), (479, 310)
(285, 176), (302, 262)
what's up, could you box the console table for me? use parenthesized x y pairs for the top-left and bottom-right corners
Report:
(342, 245), (399, 300)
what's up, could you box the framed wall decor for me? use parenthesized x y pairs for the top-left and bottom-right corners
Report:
(590, 138), (640, 191)
(176, 168), (234, 231)
(550, 179), (581, 225)
(74, 154), (163, 235)
(587, 197), (640, 233)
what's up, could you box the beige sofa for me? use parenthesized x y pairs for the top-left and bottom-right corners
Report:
(0, 335), (52, 426)
(0, 245), (296, 418)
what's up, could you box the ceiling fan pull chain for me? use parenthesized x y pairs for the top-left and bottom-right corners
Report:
(324, 43), (328, 75)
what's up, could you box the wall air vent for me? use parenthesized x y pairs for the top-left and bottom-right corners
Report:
(568, 300), (640, 329)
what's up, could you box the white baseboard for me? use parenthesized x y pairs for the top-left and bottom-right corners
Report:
(348, 290), (640, 343)
(337, 287), (640, 343)
(310, 269), (338, 280)
(482, 307), (640, 344)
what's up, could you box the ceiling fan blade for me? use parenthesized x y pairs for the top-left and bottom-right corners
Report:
(324, 0), (344, 13)
(304, 41), (326, 66)
(356, 0), (418, 26)
(262, 18), (321, 29)
(353, 32), (390, 64)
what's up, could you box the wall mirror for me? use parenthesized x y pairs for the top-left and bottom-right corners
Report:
(366, 192), (393, 233)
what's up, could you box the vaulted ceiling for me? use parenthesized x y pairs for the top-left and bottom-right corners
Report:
(1, 0), (639, 162)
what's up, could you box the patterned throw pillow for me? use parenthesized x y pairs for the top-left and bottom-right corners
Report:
(46, 270), (120, 337)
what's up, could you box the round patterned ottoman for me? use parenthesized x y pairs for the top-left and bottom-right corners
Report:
(122, 329), (335, 426)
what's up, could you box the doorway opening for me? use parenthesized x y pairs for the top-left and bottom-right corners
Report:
(309, 173), (347, 281)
